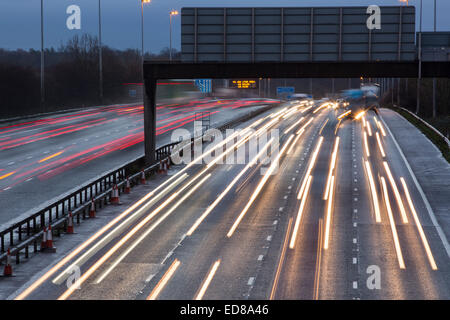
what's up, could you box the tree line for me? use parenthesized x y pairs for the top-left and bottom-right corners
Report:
(0, 34), (180, 119)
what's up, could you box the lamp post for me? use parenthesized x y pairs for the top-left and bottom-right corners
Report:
(169, 10), (179, 61)
(141, 0), (151, 64)
(432, 0), (437, 118)
(98, 0), (103, 104)
(40, 0), (45, 107)
(416, 0), (423, 115)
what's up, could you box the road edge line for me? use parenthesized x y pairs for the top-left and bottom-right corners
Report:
(379, 109), (450, 258)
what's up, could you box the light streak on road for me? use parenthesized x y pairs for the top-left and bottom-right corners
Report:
(284, 116), (305, 134)
(366, 121), (373, 136)
(376, 132), (386, 158)
(323, 176), (335, 250)
(324, 137), (339, 200)
(400, 178), (438, 270)
(337, 110), (351, 119)
(270, 218), (293, 300)
(296, 117), (313, 134)
(381, 177), (406, 269)
(313, 218), (324, 300)
(194, 260), (221, 300)
(57, 189), (186, 300)
(51, 173), (189, 286)
(297, 136), (324, 200)
(147, 259), (181, 300)
(319, 118), (329, 135)
(227, 135), (295, 237)
(355, 111), (365, 120)
(0, 171), (15, 180)
(290, 175), (313, 249)
(334, 119), (341, 135)
(363, 131), (370, 157)
(313, 103), (329, 114)
(94, 174), (211, 284)
(365, 161), (382, 223)
(362, 116), (366, 128)
(186, 138), (274, 236)
(383, 161), (408, 224)
(287, 129), (304, 155)
(38, 151), (64, 163)
(375, 116), (387, 136)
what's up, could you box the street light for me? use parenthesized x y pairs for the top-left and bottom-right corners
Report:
(416, 0), (423, 115)
(40, 0), (45, 107)
(98, 0), (103, 103)
(169, 10), (179, 61)
(141, 0), (151, 78)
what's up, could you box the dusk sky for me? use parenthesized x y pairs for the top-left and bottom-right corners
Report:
(1, 0), (448, 53)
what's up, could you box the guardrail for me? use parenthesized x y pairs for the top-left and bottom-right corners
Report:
(0, 102), (277, 266)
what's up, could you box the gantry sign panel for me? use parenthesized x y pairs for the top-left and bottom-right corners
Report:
(181, 6), (416, 63)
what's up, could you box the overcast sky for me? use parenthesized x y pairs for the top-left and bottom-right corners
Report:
(0, 0), (448, 53)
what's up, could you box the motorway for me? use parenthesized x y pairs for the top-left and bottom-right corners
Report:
(10, 100), (450, 300)
(0, 98), (278, 227)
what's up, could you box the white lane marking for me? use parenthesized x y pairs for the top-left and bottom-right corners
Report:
(257, 255), (264, 261)
(353, 209), (358, 213)
(288, 186), (292, 189)
(292, 178), (296, 181)
(353, 238), (357, 244)
(26, 178), (33, 182)
(7, 162), (15, 165)
(27, 156), (32, 159)
(379, 113), (450, 257)
(267, 236), (272, 241)
(273, 220), (278, 225)
(354, 198), (358, 202)
(145, 274), (156, 283)
(279, 207), (284, 212)
(353, 281), (358, 289)
(248, 277), (255, 286)
(283, 196), (288, 199)
(353, 258), (357, 264)
(353, 222), (357, 227)
(354, 188), (358, 191)
(3, 187), (11, 191)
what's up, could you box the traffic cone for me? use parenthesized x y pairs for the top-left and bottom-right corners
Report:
(41, 227), (47, 251)
(140, 170), (146, 184)
(46, 225), (54, 249)
(67, 212), (74, 234)
(89, 199), (96, 218)
(45, 225), (56, 253)
(124, 177), (131, 194)
(3, 248), (12, 276)
(111, 184), (119, 204)
(158, 160), (163, 174)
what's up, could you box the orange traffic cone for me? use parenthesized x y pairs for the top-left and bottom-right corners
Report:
(45, 225), (56, 253)
(124, 177), (131, 194)
(46, 225), (54, 249)
(3, 248), (12, 276)
(89, 199), (96, 218)
(67, 212), (74, 234)
(111, 184), (119, 204)
(41, 227), (47, 251)
(140, 170), (146, 184)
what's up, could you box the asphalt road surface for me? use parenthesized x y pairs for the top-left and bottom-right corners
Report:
(10, 102), (450, 300)
(0, 98), (279, 227)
